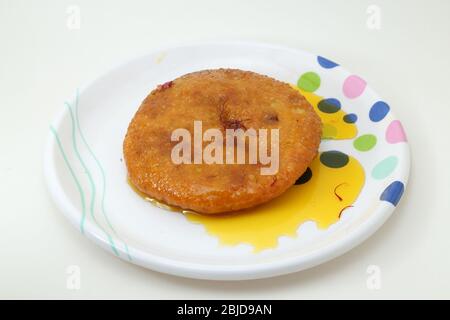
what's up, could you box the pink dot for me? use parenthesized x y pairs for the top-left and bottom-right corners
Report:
(386, 120), (407, 144)
(343, 75), (366, 99)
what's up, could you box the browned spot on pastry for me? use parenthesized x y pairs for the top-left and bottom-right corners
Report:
(156, 81), (173, 91)
(264, 113), (279, 123)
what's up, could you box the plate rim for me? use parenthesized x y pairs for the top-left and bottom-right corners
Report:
(44, 41), (411, 280)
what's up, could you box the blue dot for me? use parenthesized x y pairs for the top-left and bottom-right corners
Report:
(369, 101), (390, 122)
(380, 181), (404, 206)
(317, 56), (339, 69)
(343, 113), (358, 123)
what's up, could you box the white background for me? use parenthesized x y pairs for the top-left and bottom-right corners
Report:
(1, 0), (449, 299)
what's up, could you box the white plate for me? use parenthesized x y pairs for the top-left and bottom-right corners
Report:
(44, 42), (410, 280)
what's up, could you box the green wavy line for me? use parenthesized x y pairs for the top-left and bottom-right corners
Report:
(65, 101), (120, 257)
(73, 91), (132, 261)
(50, 126), (87, 234)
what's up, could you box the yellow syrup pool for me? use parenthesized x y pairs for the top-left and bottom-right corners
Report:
(186, 153), (364, 252)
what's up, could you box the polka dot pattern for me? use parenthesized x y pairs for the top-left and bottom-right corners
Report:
(297, 72), (321, 92)
(343, 75), (366, 99)
(295, 53), (408, 223)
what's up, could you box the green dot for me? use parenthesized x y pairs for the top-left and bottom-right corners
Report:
(353, 134), (377, 151)
(297, 72), (321, 92)
(320, 151), (349, 168)
(372, 156), (398, 180)
(322, 123), (337, 139)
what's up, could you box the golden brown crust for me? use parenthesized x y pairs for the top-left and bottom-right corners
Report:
(123, 69), (322, 214)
